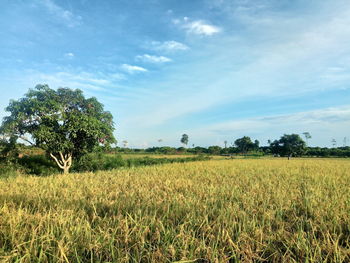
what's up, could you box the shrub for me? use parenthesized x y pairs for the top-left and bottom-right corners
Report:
(0, 163), (19, 178)
(72, 153), (126, 172)
(18, 155), (59, 176)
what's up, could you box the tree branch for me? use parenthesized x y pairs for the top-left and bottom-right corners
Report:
(18, 136), (35, 146)
(50, 153), (64, 169)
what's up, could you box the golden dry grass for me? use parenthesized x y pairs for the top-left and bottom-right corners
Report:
(119, 154), (197, 159)
(0, 159), (350, 262)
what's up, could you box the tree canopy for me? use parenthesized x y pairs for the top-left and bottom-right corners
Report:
(270, 134), (306, 159)
(0, 84), (116, 173)
(181, 134), (189, 146)
(234, 136), (259, 154)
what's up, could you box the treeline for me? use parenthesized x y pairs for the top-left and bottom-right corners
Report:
(306, 147), (350, 157)
(115, 134), (350, 158)
(116, 145), (350, 157)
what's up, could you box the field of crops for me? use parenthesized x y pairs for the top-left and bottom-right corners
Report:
(0, 159), (350, 262)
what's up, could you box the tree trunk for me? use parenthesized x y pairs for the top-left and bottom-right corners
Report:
(50, 152), (72, 174)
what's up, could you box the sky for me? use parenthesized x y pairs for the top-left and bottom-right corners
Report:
(1, 0), (350, 148)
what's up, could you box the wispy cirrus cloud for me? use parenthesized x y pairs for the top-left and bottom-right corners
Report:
(150, 41), (189, 52)
(174, 17), (221, 36)
(121, 64), (148, 74)
(39, 0), (82, 27)
(136, 54), (172, 63)
(30, 71), (111, 91)
(210, 106), (350, 134)
(188, 105), (350, 146)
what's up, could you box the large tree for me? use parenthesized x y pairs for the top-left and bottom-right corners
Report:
(270, 134), (306, 159)
(234, 136), (258, 154)
(0, 84), (116, 173)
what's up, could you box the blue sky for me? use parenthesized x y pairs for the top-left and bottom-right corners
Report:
(1, 0), (350, 148)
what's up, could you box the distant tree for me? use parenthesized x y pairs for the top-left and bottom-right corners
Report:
(181, 134), (189, 147)
(302, 132), (312, 146)
(122, 140), (128, 148)
(270, 134), (306, 159)
(208, 145), (221, 155)
(254, 139), (260, 150)
(234, 136), (255, 154)
(159, 146), (176, 154)
(0, 84), (115, 173)
(177, 146), (186, 153)
(331, 139), (337, 148)
(193, 146), (206, 154)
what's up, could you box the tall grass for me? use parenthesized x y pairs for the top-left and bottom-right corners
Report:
(0, 159), (349, 262)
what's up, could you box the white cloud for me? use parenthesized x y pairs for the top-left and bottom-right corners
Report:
(174, 18), (221, 36)
(121, 64), (148, 74)
(210, 106), (350, 133)
(136, 54), (172, 63)
(64, 52), (74, 58)
(184, 20), (221, 36)
(187, 106), (350, 147)
(150, 41), (189, 51)
(40, 0), (82, 27)
(34, 71), (110, 91)
(20, 70), (128, 93)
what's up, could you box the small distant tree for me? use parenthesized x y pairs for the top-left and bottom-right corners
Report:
(181, 134), (189, 147)
(302, 132), (312, 146)
(234, 136), (255, 154)
(270, 134), (306, 159)
(254, 139), (260, 150)
(0, 84), (115, 174)
(331, 139), (337, 148)
(122, 140), (128, 148)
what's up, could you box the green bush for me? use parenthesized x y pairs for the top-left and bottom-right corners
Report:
(0, 153), (211, 177)
(18, 155), (59, 176)
(0, 163), (19, 179)
(72, 153), (126, 172)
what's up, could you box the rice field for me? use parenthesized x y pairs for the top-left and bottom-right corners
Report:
(0, 159), (350, 262)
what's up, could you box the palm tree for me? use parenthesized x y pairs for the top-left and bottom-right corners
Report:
(331, 139), (336, 148)
(302, 132), (312, 146)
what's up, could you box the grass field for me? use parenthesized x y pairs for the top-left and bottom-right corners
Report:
(0, 159), (350, 262)
(118, 154), (197, 159)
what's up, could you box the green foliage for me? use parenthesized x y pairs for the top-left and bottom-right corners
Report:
(127, 155), (210, 167)
(207, 145), (221, 155)
(0, 84), (116, 172)
(0, 135), (20, 162)
(234, 136), (259, 154)
(18, 155), (59, 176)
(270, 134), (306, 158)
(180, 134), (189, 146)
(0, 163), (19, 178)
(73, 153), (210, 172)
(72, 153), (126, 172)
